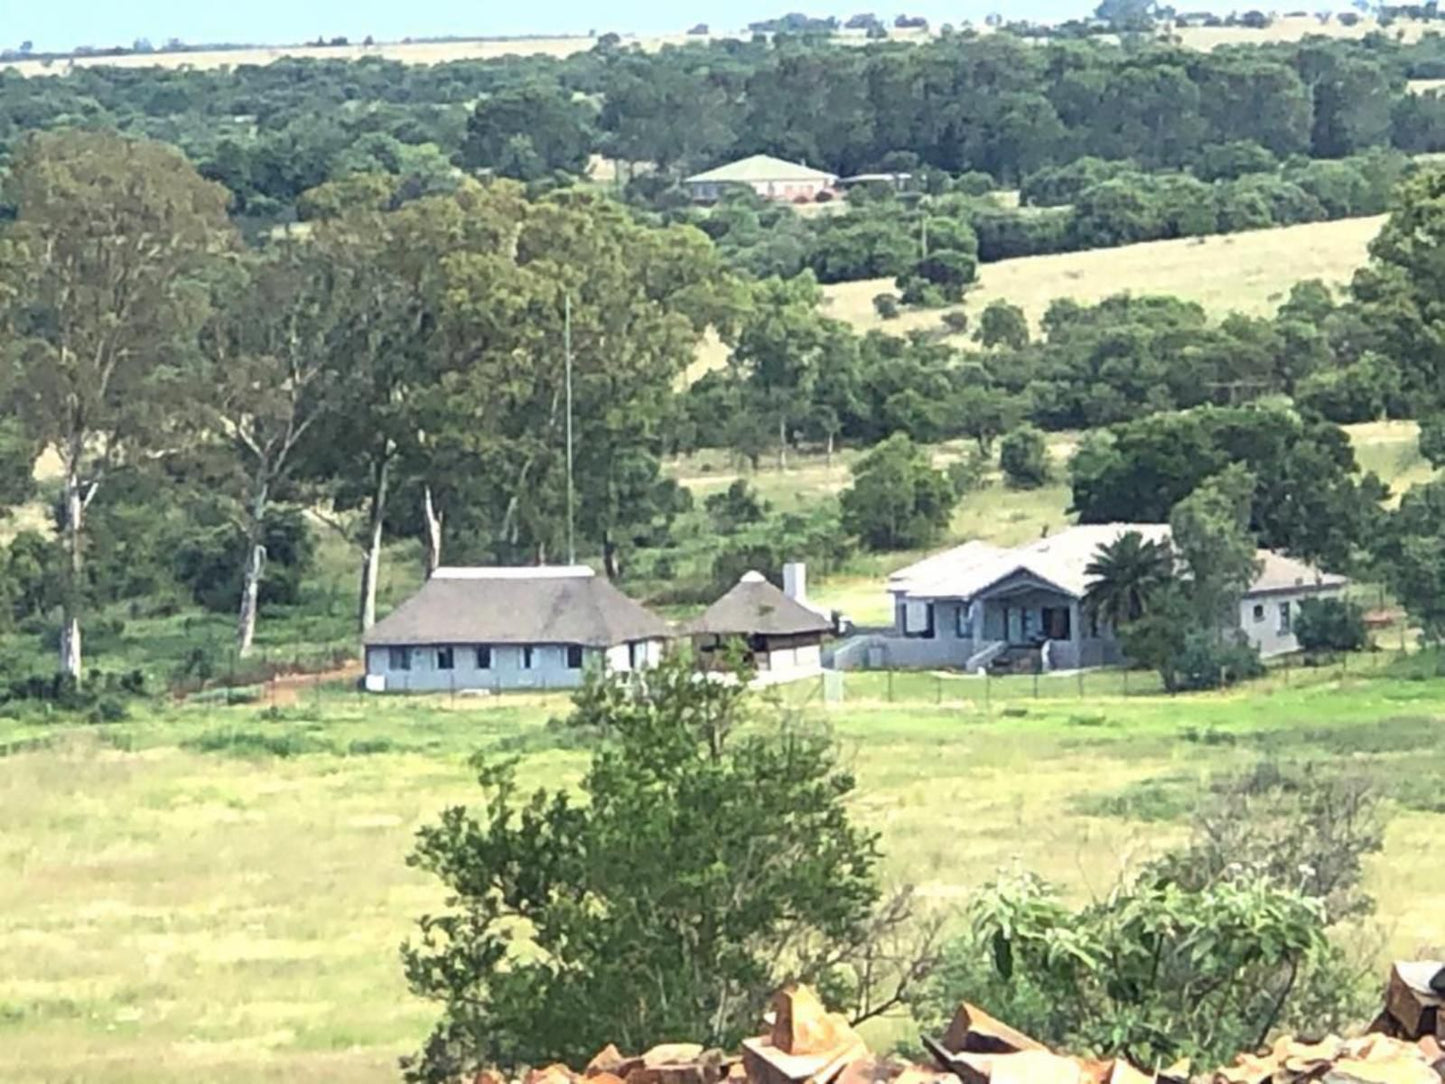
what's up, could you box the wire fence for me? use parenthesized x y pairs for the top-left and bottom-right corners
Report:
(812, 646), (1398, 709)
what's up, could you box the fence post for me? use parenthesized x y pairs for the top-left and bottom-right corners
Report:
(887, 669), (894, 703)
(1077, 667), (1084, 699)
(935, 673), (942, 705)
(984, 671), (991, 718)
(1032, 669), (1039, 699)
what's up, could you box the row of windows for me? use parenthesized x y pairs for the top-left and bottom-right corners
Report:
(387, 644), (585, 672)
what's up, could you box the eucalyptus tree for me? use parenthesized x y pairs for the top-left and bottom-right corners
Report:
(0, 130), (232, 677)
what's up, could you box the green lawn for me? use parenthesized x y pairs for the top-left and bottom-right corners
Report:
(2, 659), (1443, 1083)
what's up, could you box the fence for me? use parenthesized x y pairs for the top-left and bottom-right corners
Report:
(167, 641), (356, 702)
(802, 647), (1397, 710)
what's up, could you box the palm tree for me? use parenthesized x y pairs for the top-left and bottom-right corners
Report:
(1083, 531), (1174, 630)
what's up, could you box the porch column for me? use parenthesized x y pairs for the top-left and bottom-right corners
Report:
(1069, 599), (1083, 669)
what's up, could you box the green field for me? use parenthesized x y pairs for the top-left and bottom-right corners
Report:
(2, 659), (1443, 1084)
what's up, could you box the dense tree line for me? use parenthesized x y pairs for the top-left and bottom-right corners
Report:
(7, 30), (1445, 222)
(0, 130), (740, 677)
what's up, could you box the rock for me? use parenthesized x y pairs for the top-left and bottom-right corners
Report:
(527, 1065), (577, 1084)
(475, 1071), (508, 1084)
(940, 1004), (1046, 1057)
(589, 1045), (634, 1078)
(772, 985), (857, 1057)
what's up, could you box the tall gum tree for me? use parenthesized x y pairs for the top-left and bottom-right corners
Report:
(0, 131), (231, 677)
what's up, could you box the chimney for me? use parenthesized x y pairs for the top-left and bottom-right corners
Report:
(782, 561), (807, 603)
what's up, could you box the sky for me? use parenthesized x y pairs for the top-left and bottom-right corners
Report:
(9, 0), (1102, 53)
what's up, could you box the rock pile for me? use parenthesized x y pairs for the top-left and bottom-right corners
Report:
(486, 964), (1445, 1084)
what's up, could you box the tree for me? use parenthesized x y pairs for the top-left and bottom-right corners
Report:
(839, 433), (956, 551)
(195, 246), (341, 655)
(974, 300), (1030, 350)
(0, 131), (231, 677)
(1095, 0), (1156, 31)
(461, 84), (595, 180)
(1374, 479), (1445, 642)
(1168, 463), (1261, 630)
(999, 425), (1050, 489)
(1082, 530), (1173, 628)
(403, 656), (931, 1080)
(1294, 597), (1368, 654)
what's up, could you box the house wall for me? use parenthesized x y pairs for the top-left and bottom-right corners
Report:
(1237, 586), (1344, 657)
(365, 639), (664, 693)
(758, 634), (824, 677)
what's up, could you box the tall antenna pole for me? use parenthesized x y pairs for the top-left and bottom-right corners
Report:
(565, 292), (576, 566)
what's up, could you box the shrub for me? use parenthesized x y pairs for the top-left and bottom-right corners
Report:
(999, 425), (1050, 489)
(1295, 597), (1367, 653)
(940, 310), (969, 334)
(1171, 630), (1265, 691)
(872, 293), (900, 319)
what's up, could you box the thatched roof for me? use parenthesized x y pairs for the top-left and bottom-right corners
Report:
(362, 567), (672, 647)
(688, 572), (833, 638)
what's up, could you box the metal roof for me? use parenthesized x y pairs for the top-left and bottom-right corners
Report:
(684, 154), (837, 185)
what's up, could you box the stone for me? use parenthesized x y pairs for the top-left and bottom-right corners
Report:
(772, 985), (858, 1057)
(589, 1045), (635, 1078)
(940, 1004), (1046, 1057)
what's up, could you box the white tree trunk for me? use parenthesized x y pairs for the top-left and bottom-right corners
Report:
(357, 457), (390, 632)
(236, 481), (269, 658)
(777, 412), (788, 471)
(59, 466), (84, 680)
(422, 484), (443, 578)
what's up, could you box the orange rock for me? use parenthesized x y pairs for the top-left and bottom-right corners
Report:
(941, 1004), (1046, 1056)
(772, 985), (857, 1057)
(475, 1071), (508, 1084)
(527, 1065), (577, 1084)
(589, 1046), (632, 1078)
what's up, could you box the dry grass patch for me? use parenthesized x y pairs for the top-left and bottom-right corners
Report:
(822, 216), (1384, 343)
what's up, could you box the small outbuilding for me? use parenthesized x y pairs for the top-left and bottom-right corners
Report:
(362, 566), (671, 693)
(688, 569), (833, 682)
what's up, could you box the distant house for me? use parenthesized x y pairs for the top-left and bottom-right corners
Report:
(831, 524), (1347, 673)
(362, 566), (671, 693)
(683, 154), (838, 203)
(688, 566), (833, 683)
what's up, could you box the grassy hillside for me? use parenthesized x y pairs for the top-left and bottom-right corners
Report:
(1, 661), (1441, 1083)
(821, 215), (1385, 341)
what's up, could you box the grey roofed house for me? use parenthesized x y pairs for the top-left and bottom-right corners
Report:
(362, 566), (672, 693)
(688, 571), (832, 681)
(833, 524), (1348, 673)
(683, 154), (837, 202)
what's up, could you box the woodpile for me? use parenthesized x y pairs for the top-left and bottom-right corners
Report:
(1372, 962), (1445, 1045)
(480, 965), (1445, 1084)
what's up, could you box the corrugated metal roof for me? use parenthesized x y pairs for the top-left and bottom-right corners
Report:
(895, 524), (1345, 602)
(362, 567), (672, 647)
(684, 154), (837, 184)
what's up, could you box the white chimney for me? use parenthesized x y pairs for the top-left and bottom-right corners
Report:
(782, 561), (807, 603)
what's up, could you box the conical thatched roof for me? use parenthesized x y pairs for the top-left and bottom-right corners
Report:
(688, 572), (832, 638)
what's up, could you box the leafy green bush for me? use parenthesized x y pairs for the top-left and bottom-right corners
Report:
(999, 425), (1050, 489)
(1171, 630), (1265, 691)
(1295, 597), (1368, 653)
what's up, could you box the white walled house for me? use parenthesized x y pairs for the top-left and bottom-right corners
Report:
(362, 566), (671, 693)
(831, 525), (1347, 673)
(683, 154), (838, 203)
(688, 567), (833, 684)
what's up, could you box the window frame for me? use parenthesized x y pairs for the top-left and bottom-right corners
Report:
(521, 645), (535, 670)
(436, 646), (455, 671)
(1278, 601), (1292, 635)
(566, 644), (584, 670)
(388, 646), (411, 671)
(1253, 603), (1265, 623)
(475, 645), (491, 670)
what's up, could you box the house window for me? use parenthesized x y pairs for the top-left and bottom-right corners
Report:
(1021, 609), (1037, 640)
(522, 646), (535, 670)
(955, 606), (972, 639)
(475, 645), (491, 669)
(436, 647), (454, 671)
(1278, 602), (1292, 635)
(903, 600), (935, 638)
(388, 647), (411, 671)
(1253, 604), (1265, 623)
(1042, 607), (1071, 640)
(627, 641), (642, 669)
(566, 645), (584, 670)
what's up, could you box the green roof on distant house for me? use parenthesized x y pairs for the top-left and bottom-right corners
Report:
(684, 154), (836, 184)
